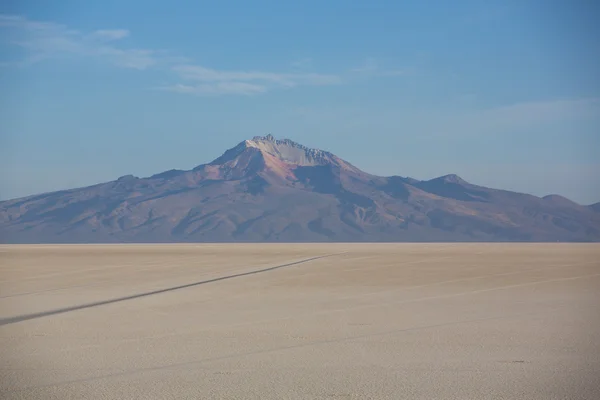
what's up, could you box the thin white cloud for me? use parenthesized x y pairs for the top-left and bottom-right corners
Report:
(91, 29), (130, 41)
(161, 82), (267, 96)
(93, 47), (156, 69)
(0, 14), (156, 69)
(0, 14), (67, 33)
(173, 64), (341, 86)
(0, 14), (404, 96)
(167, 64), (341, 96)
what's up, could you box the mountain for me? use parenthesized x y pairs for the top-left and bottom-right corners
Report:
(1, 134), (599, 243)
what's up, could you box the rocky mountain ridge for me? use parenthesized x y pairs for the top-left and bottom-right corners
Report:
(1, 135), (598, 243)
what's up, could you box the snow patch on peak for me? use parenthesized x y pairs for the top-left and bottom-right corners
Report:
(204, 134), (361, 173)
(244, 134), (340, 167)
(253, 134), (275, 142)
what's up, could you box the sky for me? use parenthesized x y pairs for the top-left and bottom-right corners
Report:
(0, 0), (599, 204)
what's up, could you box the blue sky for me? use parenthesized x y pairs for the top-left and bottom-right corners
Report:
(1, 0), (599, 204)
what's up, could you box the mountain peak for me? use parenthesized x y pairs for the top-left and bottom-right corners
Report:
(253, 134), (275, 142)
(543, 194), (580, 206)
(3, 134), (600, 243)
(117, 174), (138, 182)
(247, 134), (328, 155)
(208, 135), (359, 173)
(430, 174), (468, 185)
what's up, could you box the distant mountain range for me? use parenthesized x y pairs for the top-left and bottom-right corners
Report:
(1, 134), (599, 243)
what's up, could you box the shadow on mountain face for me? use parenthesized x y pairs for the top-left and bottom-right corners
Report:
(294, 165), (342, 194)
(150, 169), (186, 180)
(243, 176), (269, 195)
(381, 176), (411, 200)
(426, 209), (532, 241)
(20, 196), (106, 224)
(171, 209), (220, 236)
(294, 165), (375, 208)
(416, 177), (491, 202)
(233, 210), (277, 237)
(307, 218), (336, 238)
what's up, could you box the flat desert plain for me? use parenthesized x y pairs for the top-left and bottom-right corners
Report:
(0, 243), (599, 399)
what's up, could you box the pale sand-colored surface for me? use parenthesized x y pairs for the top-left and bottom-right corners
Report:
(0, 243), (599, 399)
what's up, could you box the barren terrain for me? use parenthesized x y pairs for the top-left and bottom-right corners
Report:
(3, 136), (599, 244)
(1, 244), (599, 399)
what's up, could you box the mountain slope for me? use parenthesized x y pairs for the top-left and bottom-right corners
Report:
(1, 135), (599, 243)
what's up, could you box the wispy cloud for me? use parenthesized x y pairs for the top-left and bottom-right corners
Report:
(162, 82), (268, 96)
(91, 29), (130, 41)
(0, 14), (403, 96)
(0, 15), (156, 69)
(161, 64), (342, 95)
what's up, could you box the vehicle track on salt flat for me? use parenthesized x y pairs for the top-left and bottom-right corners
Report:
(0, 252), (345, 326)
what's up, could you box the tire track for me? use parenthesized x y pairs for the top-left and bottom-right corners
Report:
(124, 262), (599, 343)
(0, 252), (345, 326)
(0, 257), (294, 299)
(51, 261), (600, 353)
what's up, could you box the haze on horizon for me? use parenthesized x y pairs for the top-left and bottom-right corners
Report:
(1, 0), (599, 204)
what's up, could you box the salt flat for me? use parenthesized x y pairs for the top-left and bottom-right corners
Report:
(0, 243), (599, 399)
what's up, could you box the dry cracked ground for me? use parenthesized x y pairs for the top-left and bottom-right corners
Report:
(0, 243), (599, 399)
